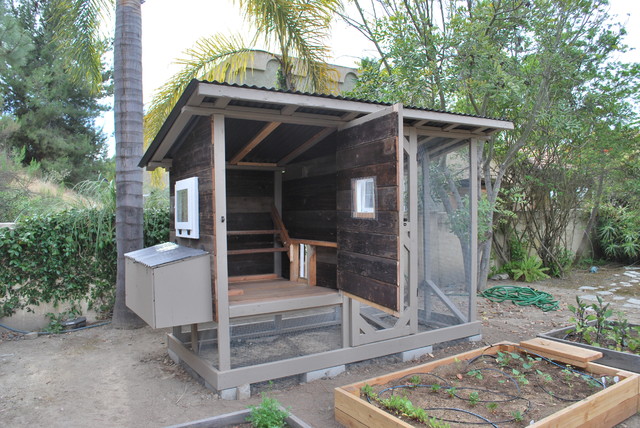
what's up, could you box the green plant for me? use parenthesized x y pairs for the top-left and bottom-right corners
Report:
(246, 394), (290, 428)
(408, 375), (421, 387)
(445, 387), (457, 398)
(430, 383), (441, 393)
(486, 402), (499, 413)
(467, 369), (483, 380)
(511, 410), (524, 422)
(44, 308), (77, 334)
(597, 204), (640, 263)
(468, 391), (479, 406)
(510, 255), (550, 282)
(511, 369), (529, 385)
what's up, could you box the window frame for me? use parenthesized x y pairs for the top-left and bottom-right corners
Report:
(175, 177), (199, 239)
(352, 176), (376, 219)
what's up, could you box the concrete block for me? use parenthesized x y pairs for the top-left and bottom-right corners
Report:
(467, 334), (483, 342)
(301, 365), (346, 383)
(220, 388), (238, 400)
(24, 332), (38, 340)
(401, 345), (433, 362)
(237, 383), (251, 400)
(167, 348), (180, 365)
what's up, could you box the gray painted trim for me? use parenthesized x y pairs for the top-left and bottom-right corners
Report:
(212, 114), (231, 370)
(168, 321), (482, 390)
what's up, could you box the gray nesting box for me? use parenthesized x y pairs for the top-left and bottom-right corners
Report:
(125, 242), (212, 328)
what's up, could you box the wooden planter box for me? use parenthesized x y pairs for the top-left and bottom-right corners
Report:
(539, 323), (640, 373)
(335, 339), (640, 427)
(166, 407), (312, 428)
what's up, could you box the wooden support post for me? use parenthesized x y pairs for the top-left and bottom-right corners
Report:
(191, 323), (199, 354)
(212, 114), (231, 371)
(308, 245), (317, 286)
(289, 244), (300, 282)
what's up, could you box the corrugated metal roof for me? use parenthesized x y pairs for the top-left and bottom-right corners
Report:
(199, 80), (509, 122)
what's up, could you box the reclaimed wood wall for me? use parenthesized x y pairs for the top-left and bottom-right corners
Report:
(283, 152), (338, 289)
(225, 169), (275, 276)
(336, 112), (400, 311)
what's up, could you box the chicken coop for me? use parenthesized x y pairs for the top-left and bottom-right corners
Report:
(127, 80), (513, 397)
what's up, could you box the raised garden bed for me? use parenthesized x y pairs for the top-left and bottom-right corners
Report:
(539, 323), (640, 373)
(166, 405), (311, 428)
(335, 339), (640, 427)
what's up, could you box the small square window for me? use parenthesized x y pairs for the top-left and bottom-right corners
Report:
(352, 177), (376, 219)
(175, 177), (199, 239)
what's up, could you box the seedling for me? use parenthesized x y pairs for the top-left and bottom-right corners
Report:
(511, 369), (529, 385)
(486, 402), (499, 414)
(468, 391), (479, 406)
(467, 369), (483, 380)
(512, 410), (524, 422)
(445, 387), (457, 398)
(409, 375), (421, 387)
(430, 383), (441, 393)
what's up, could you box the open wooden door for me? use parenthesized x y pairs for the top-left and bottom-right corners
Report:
(336, 105), (402, 314)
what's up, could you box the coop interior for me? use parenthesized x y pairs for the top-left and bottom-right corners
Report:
(186, 117), (475, 370)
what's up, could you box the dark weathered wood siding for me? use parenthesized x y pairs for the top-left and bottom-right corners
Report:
(283, 152), (338, 288)
(226, 169), (274, 276)
(336, 112), (400, 311)
(169, 117), (216, 317)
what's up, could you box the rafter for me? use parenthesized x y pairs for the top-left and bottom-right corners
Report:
(278, 127), (335, 166)
(229, 121), (282, 164)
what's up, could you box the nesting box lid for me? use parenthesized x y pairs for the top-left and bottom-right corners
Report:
(125, 242), (207, 268)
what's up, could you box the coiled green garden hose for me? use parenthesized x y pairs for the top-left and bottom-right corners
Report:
(479, 285), (559, 312)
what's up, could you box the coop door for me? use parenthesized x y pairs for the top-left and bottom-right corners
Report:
(336, 106), (402, 313)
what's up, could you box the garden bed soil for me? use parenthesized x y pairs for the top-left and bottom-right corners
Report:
(539, 323), (640, 373)
(335, 340), (640, 428)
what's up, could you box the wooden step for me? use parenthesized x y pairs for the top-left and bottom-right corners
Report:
(228, 247), (288, 255)
(227, 229), (280, 236)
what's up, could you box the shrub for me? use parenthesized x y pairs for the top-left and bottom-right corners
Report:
(597, 203), (640, 263)
(0, 204), (169, 318)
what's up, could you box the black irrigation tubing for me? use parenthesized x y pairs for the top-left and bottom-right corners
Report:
(424, 407), (501, 428)
(366, 344), (608, 426)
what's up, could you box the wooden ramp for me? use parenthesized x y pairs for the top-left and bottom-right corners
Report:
(228, 278), (342, 318)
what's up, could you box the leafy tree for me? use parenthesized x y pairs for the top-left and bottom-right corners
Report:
(345, 0), (639, 286)
(0, 0), (111, 185)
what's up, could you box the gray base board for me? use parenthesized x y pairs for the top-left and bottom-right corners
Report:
(165, 407), (311, 428)
(538, 323), (639, 373)
(169, 321), (482, 390)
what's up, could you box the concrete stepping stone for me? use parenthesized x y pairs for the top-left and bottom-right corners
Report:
(623, 272), (639, 278)
(579, 295), (598, 301)
(579, 286), (598, 291)
(596, 291), (613, 296)
(628, 298), (640, 305)
(622, 303), (640, 309)
(613, 296), (626, 301)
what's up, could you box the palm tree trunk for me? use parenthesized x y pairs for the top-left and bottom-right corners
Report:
(113, 0), (144, 328)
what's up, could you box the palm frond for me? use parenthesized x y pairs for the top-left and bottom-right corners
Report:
(50, 0), (112, 93)
(234, 0), (341, 92)
(144, 33), (256, 150)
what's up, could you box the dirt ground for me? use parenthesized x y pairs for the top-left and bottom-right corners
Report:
(1, 265), (639, 428)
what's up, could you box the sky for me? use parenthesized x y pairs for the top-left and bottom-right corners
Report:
(101, 0), (640, 156)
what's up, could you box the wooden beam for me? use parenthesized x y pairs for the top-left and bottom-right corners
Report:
(229, 121), (281, 164)
(228, 247), (288, 255)
(277, 127), (335, 165)
(235, 161), (278, 167)
(214, 97), (231, 108)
